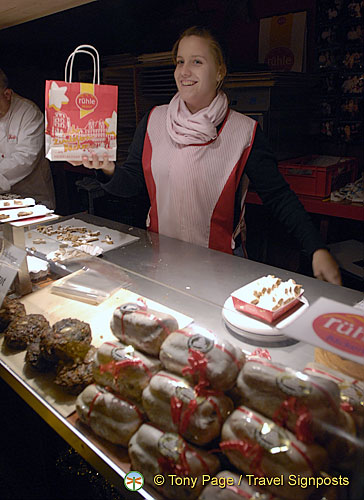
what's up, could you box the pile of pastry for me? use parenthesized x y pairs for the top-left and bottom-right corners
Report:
(0, 297), (95, 394)
(72, 301), (364, 500)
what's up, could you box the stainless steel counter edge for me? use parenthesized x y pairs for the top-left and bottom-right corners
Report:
(0, 359), (157, 500)
(1, 213), (362, 500)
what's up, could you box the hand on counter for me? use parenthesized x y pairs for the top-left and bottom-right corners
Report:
(312, 248), (342, 285)
(68, 154), (115, 176)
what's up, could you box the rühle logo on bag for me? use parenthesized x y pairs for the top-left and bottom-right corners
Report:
(45, 80), (118, 161)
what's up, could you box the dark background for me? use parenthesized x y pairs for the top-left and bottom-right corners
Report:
(0, 0), (316, 109)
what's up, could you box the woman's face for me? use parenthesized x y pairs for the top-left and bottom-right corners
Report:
(174, 35), (220, 114)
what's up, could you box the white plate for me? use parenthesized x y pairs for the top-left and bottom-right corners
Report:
(0, 198), (35, 210)
(0, 205), (53, 223)
(222, 295), (309, 342)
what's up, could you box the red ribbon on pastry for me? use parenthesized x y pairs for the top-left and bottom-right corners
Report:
(220, 439), (264, 477)
(273, 396), (313, 443)
(182, 348), (208, 382)
(157, 444), (190, 477)
(248, 348), (272, 360)
(87, 387), (143, 424)
(99, 358), (152, 380)
(119, 307), (172, 344)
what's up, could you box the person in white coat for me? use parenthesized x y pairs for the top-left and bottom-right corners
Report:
(0, 68), (55, 208)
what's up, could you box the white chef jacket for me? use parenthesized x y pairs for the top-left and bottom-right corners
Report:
(0, 93), (55, 208)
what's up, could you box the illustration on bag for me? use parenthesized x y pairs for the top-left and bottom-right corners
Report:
(45, 45), (118, 161)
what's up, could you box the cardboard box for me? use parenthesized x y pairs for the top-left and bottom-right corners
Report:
(259, 12), (307, 72)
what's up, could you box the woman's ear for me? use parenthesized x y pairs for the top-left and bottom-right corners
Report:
(3, 88), (12, 101)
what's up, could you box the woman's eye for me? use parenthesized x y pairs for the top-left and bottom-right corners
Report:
(193, 59), (202, 65)
(176, 60), (184, 65)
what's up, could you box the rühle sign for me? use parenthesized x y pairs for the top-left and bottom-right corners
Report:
(281, 297), (364, 364)
(313, 313), (364, 358)
(259, 11), (307, 72)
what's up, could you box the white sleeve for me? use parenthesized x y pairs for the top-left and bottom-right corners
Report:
(0, 105), (44, 192)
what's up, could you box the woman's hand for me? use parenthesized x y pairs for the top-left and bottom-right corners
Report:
(312, 248), (342, 285)
(68, 154), (115, 176)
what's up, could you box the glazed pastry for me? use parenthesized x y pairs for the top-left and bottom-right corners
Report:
(236, 354), (356, 462)
(54, 346), (96, 394)
(93, 340), (162, 403)
(4, 314), (50, 350)
(128, 424), (220, 500)
(110, 302), (178, 356)
(76, 384), (143, 446)
(304, 362), (364, 431)
(43, 318), (92, 363)
(221, 405), (328, 500)
(142, 370), (234, 446)
(0, 297), (26, 332)
(160, 324), (245, 391)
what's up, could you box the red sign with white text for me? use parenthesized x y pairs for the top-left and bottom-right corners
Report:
(313, 313), (364, 357)
(280, 297), (364, 364)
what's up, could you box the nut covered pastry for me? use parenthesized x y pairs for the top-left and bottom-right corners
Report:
(44, 318), (92, 363)
(0, 297), (26, 333)
(4, 314), (50, 350)
(54, 346), (96, 394)
(25, 336), (57, 372)
(110, 302), (178, 356)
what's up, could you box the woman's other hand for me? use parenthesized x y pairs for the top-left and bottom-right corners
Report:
(312, 248), (342, 285)
(68, 154), (115, 176)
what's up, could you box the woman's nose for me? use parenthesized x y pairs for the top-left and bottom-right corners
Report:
(180, 63), (191, 76)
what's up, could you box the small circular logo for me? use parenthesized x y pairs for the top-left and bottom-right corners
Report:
(158, 433), (183, 462)
(76, 92), (98, 111)
(255, 424), (290, 453)
(124, 471), (144, 491)
(187, 334), (214, 353)
(119, 302), (141, 313)
(112, 345), (134, 361)
(175, 385), (195, 403)
(277, 373), (312, 397)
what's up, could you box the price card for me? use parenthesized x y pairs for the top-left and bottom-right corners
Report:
(0, 239), (26, 304)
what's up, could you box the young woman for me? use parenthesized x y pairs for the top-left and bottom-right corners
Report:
(72, 27), (341, 285)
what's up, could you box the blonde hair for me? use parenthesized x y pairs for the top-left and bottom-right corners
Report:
(172, 26), (227, 90)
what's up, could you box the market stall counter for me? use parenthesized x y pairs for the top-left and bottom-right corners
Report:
(0, 213), (363, 500)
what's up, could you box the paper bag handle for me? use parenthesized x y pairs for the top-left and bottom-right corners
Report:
(65, 44), (100, 84)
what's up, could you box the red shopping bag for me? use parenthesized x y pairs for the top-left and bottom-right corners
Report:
(45, 45), (118, 161)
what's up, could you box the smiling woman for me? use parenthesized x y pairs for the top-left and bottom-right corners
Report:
(172, 27), (227, 113)
(71, 25), (341, 286)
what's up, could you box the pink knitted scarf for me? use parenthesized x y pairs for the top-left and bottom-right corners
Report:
(166, 91), (228, 145)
